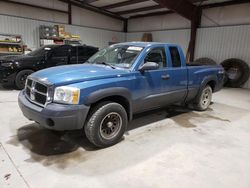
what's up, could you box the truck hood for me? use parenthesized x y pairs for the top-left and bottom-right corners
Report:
(0, 55), (22, 61)
(30, 64), (130, 86)
(0, 54), (40, 63)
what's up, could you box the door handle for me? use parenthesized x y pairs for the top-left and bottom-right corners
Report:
(161, 74), (170, 80)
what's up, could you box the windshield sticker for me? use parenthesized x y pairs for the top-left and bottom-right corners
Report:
(127, 46), (143, 51)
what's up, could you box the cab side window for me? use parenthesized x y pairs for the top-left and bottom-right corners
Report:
(85, 47), (98, 57)
(144, 47), (166, 69)
(169, 47), (181, 67)
(52, 46), (70, 58)
(77, 46), (86, 57)
(70, 46), (77, 58)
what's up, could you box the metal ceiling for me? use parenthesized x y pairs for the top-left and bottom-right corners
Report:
(73, 0), (245, 19)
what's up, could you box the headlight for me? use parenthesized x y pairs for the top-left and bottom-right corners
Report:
(1, 62), (13, 67)
(54, 86), (80, 104)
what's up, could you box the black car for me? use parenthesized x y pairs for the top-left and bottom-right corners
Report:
(0, 44), (98, 89)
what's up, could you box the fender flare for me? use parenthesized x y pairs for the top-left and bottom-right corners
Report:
(200, 75), (217, 92)
(194, 75), (217, 103)
(85, 87), (133, 120)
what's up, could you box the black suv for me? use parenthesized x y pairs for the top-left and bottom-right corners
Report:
(0, 44), (98, 89)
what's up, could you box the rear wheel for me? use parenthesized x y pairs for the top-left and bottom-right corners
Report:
(84, 102), (128, 148)
(15, 69), (34, 90)
(193, 85), (212, 111)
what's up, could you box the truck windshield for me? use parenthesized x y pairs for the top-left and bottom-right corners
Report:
(88, 45), (144, 69)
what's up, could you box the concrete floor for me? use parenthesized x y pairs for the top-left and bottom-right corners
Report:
(0, 87), (250, 188)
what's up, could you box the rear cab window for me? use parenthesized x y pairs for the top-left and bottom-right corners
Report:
(169, 46), (182, 67)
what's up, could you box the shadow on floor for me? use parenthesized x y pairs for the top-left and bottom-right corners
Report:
(9, 103), (230, 159)
(128, 106), (191, 131)
(0, 84), (16, 91)
(5, 103), (233, 171)
(10, 124), (96, 155)
(8, 105), (190, 157)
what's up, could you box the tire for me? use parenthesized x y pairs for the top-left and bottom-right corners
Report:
(221, 58), (250, 88)
(193, 85), (212, 111)
(223, 73), (229, 86)
(15, 69), (34, 90)
(194, 57), (217, 65)
(84, 101), (128, 148)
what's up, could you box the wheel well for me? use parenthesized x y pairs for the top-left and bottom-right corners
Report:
(90, 95), (131, 120)
(15, 68), (35, 84)
(17, 68), (35, 74)
(206, 80), (216, 92)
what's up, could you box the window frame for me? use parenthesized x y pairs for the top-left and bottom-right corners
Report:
(169, 46), (182, 68)
(142, 47), (167, 70)
(51, 45), (70, 58)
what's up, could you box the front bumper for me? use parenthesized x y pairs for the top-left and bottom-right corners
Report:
(0, 67), (16, 86)
(18, 90), (90, 131)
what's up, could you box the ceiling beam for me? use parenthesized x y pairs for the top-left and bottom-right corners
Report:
(115, 5), (163, 15)
(129, 10), (173, 19)
(188, 0), (208, 3)
(101, 0), (149, 10)
(81, 0), (99, 3)
(1, 0), (68, 14)
(129, 0), (250, 19)
(202, 0), (250, 9)
(153, 0), (197, 20)
(59, 0), (125, 20)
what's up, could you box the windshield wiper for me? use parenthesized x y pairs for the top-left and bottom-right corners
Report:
(95, 62), (116, 69)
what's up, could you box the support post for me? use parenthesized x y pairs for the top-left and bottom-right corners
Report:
(186, 7), (201, 63)
(68, 0), (72, 24)
(123, 19), (128, 33)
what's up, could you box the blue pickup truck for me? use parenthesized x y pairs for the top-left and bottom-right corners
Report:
(18, 42), (224, 147)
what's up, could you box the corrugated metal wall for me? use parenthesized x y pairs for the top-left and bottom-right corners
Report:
(126, 25), (250, 89)
(195, 25), (250, 89)
(0, 14), (125, 50)
(0, 1), (124, 31)
(0, 1), (68, 24)
(71, 6), (123, 31)
(126, 29), (191, 54)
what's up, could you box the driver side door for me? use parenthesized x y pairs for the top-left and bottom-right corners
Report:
(134, 47), (171, 112)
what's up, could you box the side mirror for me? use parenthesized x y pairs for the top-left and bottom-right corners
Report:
(139, 62), (159, 72)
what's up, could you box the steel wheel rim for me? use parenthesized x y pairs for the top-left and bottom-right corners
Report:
(20, 73), (29, 85)
(100, 112), (122, 140)
(201, 88), (212, 108)
(227, 67), (241, 80)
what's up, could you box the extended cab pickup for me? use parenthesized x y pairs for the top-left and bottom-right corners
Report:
(18, 42), (224, 148)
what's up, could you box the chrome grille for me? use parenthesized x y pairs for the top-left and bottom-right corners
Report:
(25, 78), (48, 107)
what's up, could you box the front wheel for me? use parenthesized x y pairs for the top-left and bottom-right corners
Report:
(193, 85), (212, 111)
(15, 69), (34, 90)
(84, 102), (128, 148)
